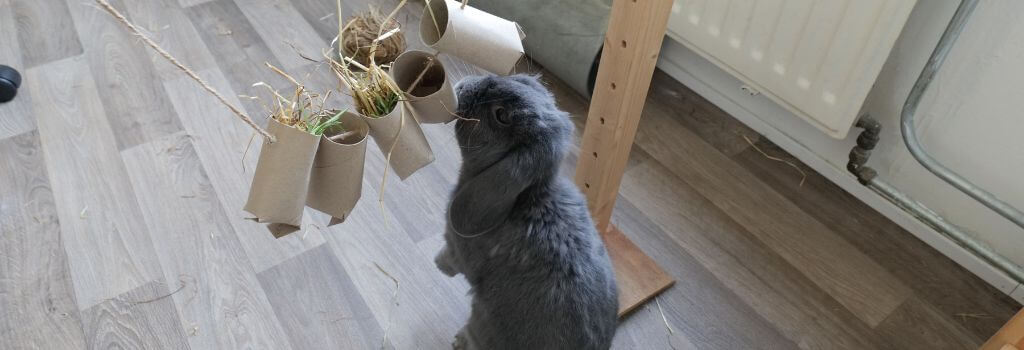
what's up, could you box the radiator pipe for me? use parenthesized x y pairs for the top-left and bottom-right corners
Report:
(899, 0), (1024, 229)
(848, 0), (1024, 283)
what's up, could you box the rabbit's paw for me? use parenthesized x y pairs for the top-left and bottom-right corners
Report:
(435, 248), (458, 277)
(453, 328), (471, 350)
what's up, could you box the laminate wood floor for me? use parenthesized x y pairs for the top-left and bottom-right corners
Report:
(0, 0), (1019, 349)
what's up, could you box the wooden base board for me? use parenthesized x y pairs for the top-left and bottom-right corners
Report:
(983, 309), (1024, 350)
(603, 224), (674, 317)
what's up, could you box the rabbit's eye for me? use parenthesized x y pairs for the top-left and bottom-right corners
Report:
(492, 106), (511, 126)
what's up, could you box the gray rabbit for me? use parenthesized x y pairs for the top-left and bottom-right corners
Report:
(435, 74), (619, 350)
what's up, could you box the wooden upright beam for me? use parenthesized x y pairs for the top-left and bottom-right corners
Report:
(575, 0), (675, 316)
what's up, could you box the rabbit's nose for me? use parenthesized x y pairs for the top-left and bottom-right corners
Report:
(454, 75), (485, 94)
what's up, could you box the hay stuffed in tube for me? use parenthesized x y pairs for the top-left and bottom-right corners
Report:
(341, 7), (407, 66)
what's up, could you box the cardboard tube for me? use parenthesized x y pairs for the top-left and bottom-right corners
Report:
(421, 0), (525, 75)
(307, 111), (369, 225)
(390, 50), (458, 124)
(363, 104), (435, 180)
(244, 118), (320, 229)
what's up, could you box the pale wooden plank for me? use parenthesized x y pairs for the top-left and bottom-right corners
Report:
(81, 279), (190, 349)
(632, 102), (912, 326)
(66, 0), (183, 151)
(27, 56), (162, 309)
(571, 0), (677, 316)
(574, 0), (674, 230)
(604, 224), (674, 317)
(323, 175), (470, 350)
(161, 69), (326, 272)
(233, 0), (327, 70)
(0, 131), (87, 349)
(119, 0), (218, 81)
(257, 245), (384, 350)
(0, 1), (36, 140)
(610, 196), (798, 349)
(876, 297), (983, 350)
(11, 0), (83, 68)
(121, 132), (293, 350)
(621, 160), (885, 350)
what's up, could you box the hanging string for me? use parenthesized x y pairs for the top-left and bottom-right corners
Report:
(93, 0), (276, 143)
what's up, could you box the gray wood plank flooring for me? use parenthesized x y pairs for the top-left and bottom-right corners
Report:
(161, 69), (327, 273)
(119, 0), (219, 81)
(80, 279), (190, 349)
(630, 99), (913, 327)
(258, 244), (384, 350)
(121, 132), (293, 349)
(10, 0), (83, 68)
(0, 1), (36, 140)
(0, 0), (1018, 349)
(732, 133), (1023, 338)
(620, 160), (882, 350)
(26, 56), (162, 309)
(0, 131), (87, 349)
(67, 0), (183, 151)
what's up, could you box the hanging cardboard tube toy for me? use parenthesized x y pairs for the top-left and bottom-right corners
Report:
(94, 0), (324, 236)
(421, 0), (526, 75)
(244, 119), (319, 232)
(331, 0), (435, 180)
(360, 100), (435, 180)
(390, 50), (458, 124)
(307, 111), (369, 225)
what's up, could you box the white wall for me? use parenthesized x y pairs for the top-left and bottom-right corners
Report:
(659, 0), (1024, 299)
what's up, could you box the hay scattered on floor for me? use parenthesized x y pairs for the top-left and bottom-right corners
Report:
(742, 134), (807, 187)
(374, 262), (400, 350)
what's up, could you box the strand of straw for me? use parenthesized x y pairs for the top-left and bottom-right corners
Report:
(405, 56), (437, 93)
(378, 105), (407, 220)
(93, 0), (275, 142)
(327, 130), (358, 142)
(742, 135), (806, 187)
(424, 0), (442, 38)
(373, 262), (400, 350)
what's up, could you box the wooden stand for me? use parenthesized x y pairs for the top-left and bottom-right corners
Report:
(575, 0), (676, 316)
(982, 309), (1024, 350)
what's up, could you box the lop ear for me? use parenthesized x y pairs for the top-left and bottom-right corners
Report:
(449, 147), (541, 236)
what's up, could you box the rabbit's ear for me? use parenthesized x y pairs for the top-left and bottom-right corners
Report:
(450, 147), (540, 236)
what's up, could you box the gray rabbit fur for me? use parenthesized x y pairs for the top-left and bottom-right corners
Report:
(435, 74), (619, 350)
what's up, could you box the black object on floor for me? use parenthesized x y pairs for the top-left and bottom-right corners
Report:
(0, 65), (21, 103)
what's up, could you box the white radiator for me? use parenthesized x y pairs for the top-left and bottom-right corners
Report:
(666, 0), (918, 138)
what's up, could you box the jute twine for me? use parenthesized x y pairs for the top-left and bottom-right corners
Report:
(94, 0), (276, 142)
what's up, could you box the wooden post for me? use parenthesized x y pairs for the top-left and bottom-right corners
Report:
(575, 0), (675, 316)
(982, 309), (1024, 350)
